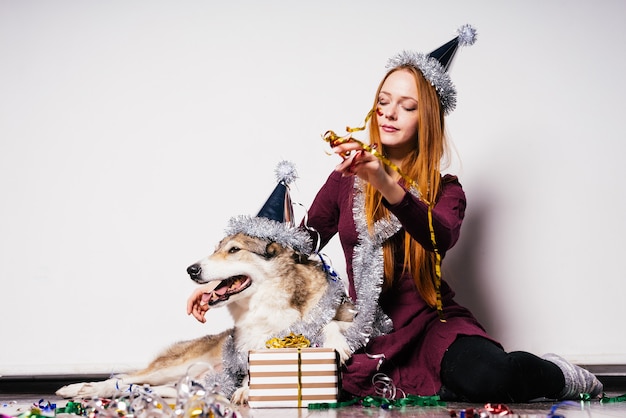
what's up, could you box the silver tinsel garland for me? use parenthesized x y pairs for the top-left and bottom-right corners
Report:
(341, 178), (398, 353)
(203, 332), (244, 399)
(272, 274), (350, 347)
(386, 51), (457, 114)
(342, 178), (424, 359)
(226, 215), (313, 256)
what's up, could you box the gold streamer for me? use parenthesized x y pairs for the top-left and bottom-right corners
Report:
(322, 110), (446, 321)
(322, 109), (431, 206)
(265, 332), (311, 349)
(428, 205), (445, 322)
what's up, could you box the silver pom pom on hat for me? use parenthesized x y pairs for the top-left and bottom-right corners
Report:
(386, 24), (477, 114)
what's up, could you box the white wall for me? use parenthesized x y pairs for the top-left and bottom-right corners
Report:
(1, 0), (624, 376)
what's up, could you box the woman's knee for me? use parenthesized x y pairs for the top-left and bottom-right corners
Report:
(440, 336), (518, 402)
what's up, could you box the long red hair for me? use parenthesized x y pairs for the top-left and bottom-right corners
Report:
(364, 66), (447, 307)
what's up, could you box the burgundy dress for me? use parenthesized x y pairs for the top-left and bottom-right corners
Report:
(306, 170), (498, 397)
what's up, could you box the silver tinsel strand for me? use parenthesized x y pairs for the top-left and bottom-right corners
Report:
(342, 178), (398, 354)
(270, 271), (349, 347)
(342, 178), (423, 356)
(226, 215), (313, 256)
(386, 51), (457, 114)
(204, 333), (245, 399)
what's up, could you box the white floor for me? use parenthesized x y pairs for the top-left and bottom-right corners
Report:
(2, 392), (626, 418)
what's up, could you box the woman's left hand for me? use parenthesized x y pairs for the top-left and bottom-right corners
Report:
(332, 139), (406, 204)
(333, 141), (383, 181)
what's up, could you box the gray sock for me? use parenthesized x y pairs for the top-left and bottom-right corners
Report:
(543, 353), (603, 399)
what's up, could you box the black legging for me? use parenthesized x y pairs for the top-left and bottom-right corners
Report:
(439, 336), (565, 402)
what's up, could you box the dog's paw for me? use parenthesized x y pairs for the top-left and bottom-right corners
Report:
(323, 322), (352, 364)
(230, 386), (249, 405)
(56, 380), (118, 399)
(56, 383), (84, 398)
(327, 339), (352, 364)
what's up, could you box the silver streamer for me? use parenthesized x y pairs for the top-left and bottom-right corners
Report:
(386, 51), (457, 114)
(269, 272), (349, 347)
(225, 215), (313, 256)
(342, 178), (399, 354)
(342, 179), (423, 358)
(74, 374), (241, 418)
(203, 333), (245, 399)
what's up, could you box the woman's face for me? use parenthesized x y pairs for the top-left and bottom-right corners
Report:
(376, 69), (419, 155)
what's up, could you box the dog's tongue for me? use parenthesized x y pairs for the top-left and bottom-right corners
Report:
(199, 281), (221, 304)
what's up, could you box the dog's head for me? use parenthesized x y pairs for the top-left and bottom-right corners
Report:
(186, 232), (312, 308)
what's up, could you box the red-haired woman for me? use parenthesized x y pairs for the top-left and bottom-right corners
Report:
(306, 26), (602, 402)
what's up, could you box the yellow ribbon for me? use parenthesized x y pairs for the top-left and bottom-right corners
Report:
(265, 332), (311, 349)
(322, 109), (431, 205)
(428, 205), (445, 322)
(323, 110), (446, 322)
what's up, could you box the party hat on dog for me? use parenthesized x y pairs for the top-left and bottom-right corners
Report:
(226, 161), (312, 255)
(256, 161), (297, 226)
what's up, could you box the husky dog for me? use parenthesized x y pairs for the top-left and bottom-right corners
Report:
(56, 228), (354, 403)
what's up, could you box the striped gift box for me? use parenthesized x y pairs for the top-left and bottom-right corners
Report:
(247, 347), (340, 408)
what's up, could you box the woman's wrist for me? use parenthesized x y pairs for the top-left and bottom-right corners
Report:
(378, 176), (406, 205)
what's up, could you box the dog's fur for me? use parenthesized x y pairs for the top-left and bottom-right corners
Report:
(56, 232), (354, 403)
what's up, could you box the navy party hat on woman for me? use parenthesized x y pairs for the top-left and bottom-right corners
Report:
(428, 24), (477, 71)
(386, 24), (477, 114)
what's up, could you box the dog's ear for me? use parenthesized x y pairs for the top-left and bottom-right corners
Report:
(264, 242), (282, 259)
